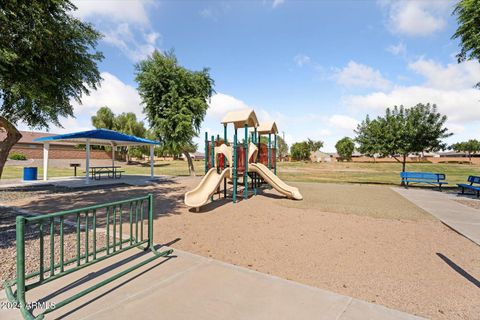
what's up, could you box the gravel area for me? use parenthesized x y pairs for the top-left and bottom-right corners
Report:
(0, 207), (114, 290)
(1, 178), (479, 319)
(454, 198), (480, 210)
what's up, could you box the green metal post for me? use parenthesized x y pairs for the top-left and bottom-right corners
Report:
(268, 133), (272, 170)
(39, 221), (44, 281)
(85, 212), (89, 263)
(211, 135), (215, 169)
(253, 127), (258, 195)
(223, 124), (227, 198)
(92, 209), (96, 260)
(274, 134), (277, 175)
(76, 213), (80, 266)
(148, 194), (154, 250)
(211, 135), (215, 202)
(16, 216), (26, 310)
(244, 124), (248, 199)
(119, 205), (123, 249)
(233, 129), (237, 203)
(60, 217), (64, 272)
(204, 131), (208, 174)
(140, 201), (144, 241)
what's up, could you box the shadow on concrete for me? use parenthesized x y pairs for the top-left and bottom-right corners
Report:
(36, 244), (176, 319)
(436, 253), (480, 288)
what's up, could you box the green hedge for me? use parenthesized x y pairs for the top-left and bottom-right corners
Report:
(9, 152), (27, 160)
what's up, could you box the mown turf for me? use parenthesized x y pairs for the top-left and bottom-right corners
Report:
(3, 160), (480, 187)
(276, 161), (480, 186)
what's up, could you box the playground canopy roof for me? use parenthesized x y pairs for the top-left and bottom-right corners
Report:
(256, 121), (278, 135)
(34, 129), (160, 146)
(221, 109), (259, 129)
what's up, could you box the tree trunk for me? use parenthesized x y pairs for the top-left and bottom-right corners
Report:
(0, 117), (22, 179)
(402, 154), (407, 172)
(469, 153), (472, 164)
(183, 151), (195, 176)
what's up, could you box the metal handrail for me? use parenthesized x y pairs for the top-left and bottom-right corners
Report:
(4, 194), (172, 320)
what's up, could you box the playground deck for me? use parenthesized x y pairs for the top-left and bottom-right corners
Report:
(0, 247), (422, 320)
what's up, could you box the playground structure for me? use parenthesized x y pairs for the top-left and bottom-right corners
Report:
(184, 109), (302, 209)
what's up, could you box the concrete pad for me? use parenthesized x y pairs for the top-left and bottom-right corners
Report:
(392, 187), (480, 245)
(1, 248), (423, 320)
(0, 175), (163, 189)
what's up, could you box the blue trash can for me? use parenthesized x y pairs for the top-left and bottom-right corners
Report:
(23, 167), (38, 181)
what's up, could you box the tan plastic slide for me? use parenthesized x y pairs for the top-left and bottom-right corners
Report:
(249, 162), (303, 200)
(184, 167), (231, 208)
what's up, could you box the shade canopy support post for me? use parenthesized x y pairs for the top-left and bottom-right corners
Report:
(43, 142), (49, 181)
(150, 144), (154, 179)
(85, 139), (90, 184)
(111, 144), (116, 168)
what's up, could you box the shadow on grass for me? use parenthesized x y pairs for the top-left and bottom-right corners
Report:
(436, 253), (480, 288)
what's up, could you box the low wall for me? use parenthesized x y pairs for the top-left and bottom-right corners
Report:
(9, 145), (113, 160)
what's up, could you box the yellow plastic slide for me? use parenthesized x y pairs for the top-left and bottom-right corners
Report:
(184, 167), (231, 208)
(249, 162), (303, 200)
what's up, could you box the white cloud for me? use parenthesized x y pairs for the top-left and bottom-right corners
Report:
(72, 0), (160, 62)
(343, 59), (480, 124)
(294, 54), (311, 67)
(328, 115), (359, 131)
(207, 93), (252, 120)
(72, 0), (151, 25)
(380, 0), (451, 37)
(333, 61), (391, 90)
(103, 23), (160, 62)
(272, 0), (285, 8)
(408, 59), (480, 90)
(386, 42), (407, 56)
(74, 72), (143, 117)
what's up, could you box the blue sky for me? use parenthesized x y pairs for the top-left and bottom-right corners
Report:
(25, 0), (480, 152)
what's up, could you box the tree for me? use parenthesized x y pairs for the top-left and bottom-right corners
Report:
(290, 141), (310, 161)
(355, 103), (451, 173)
(452, 0), (480, 88)
(450, 139), (480, 163)
(92, 106), (115, 130)
(135, 50), (214, 176)
(277, 135), (288, 158)
(307, 139), (323, 153)
(0, 0), (103, 178)
(290, 138), (324, 161)
(335, 137), (355, 161)
(91, 107), (148, 162)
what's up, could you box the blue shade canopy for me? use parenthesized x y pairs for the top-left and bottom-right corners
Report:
(33, 129), (160, 146)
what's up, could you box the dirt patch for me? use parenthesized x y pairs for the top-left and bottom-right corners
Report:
(2, 179), (479, 319)
(276, 182), (434, 220)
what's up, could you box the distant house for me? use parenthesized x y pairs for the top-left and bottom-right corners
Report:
(180, 152), (205, 161)
(310, 151), (336, 162)
(1, 130), (113, 160)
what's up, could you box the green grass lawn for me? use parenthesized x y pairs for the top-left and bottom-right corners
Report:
(2, 160), (197, 180)
(276, 161), (480, 186)
(3, 160), (480, 187)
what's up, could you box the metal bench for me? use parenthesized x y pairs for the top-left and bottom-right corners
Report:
(400, 172), (448, 189)
(4, 194), (172, 320)
(457, 175), (480, 197)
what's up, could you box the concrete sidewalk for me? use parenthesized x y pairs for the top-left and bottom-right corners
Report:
(393, 187), (480, 246)
(0, 247), (422, 320)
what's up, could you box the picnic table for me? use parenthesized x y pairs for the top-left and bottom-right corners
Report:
(88, 166), (124, 180)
